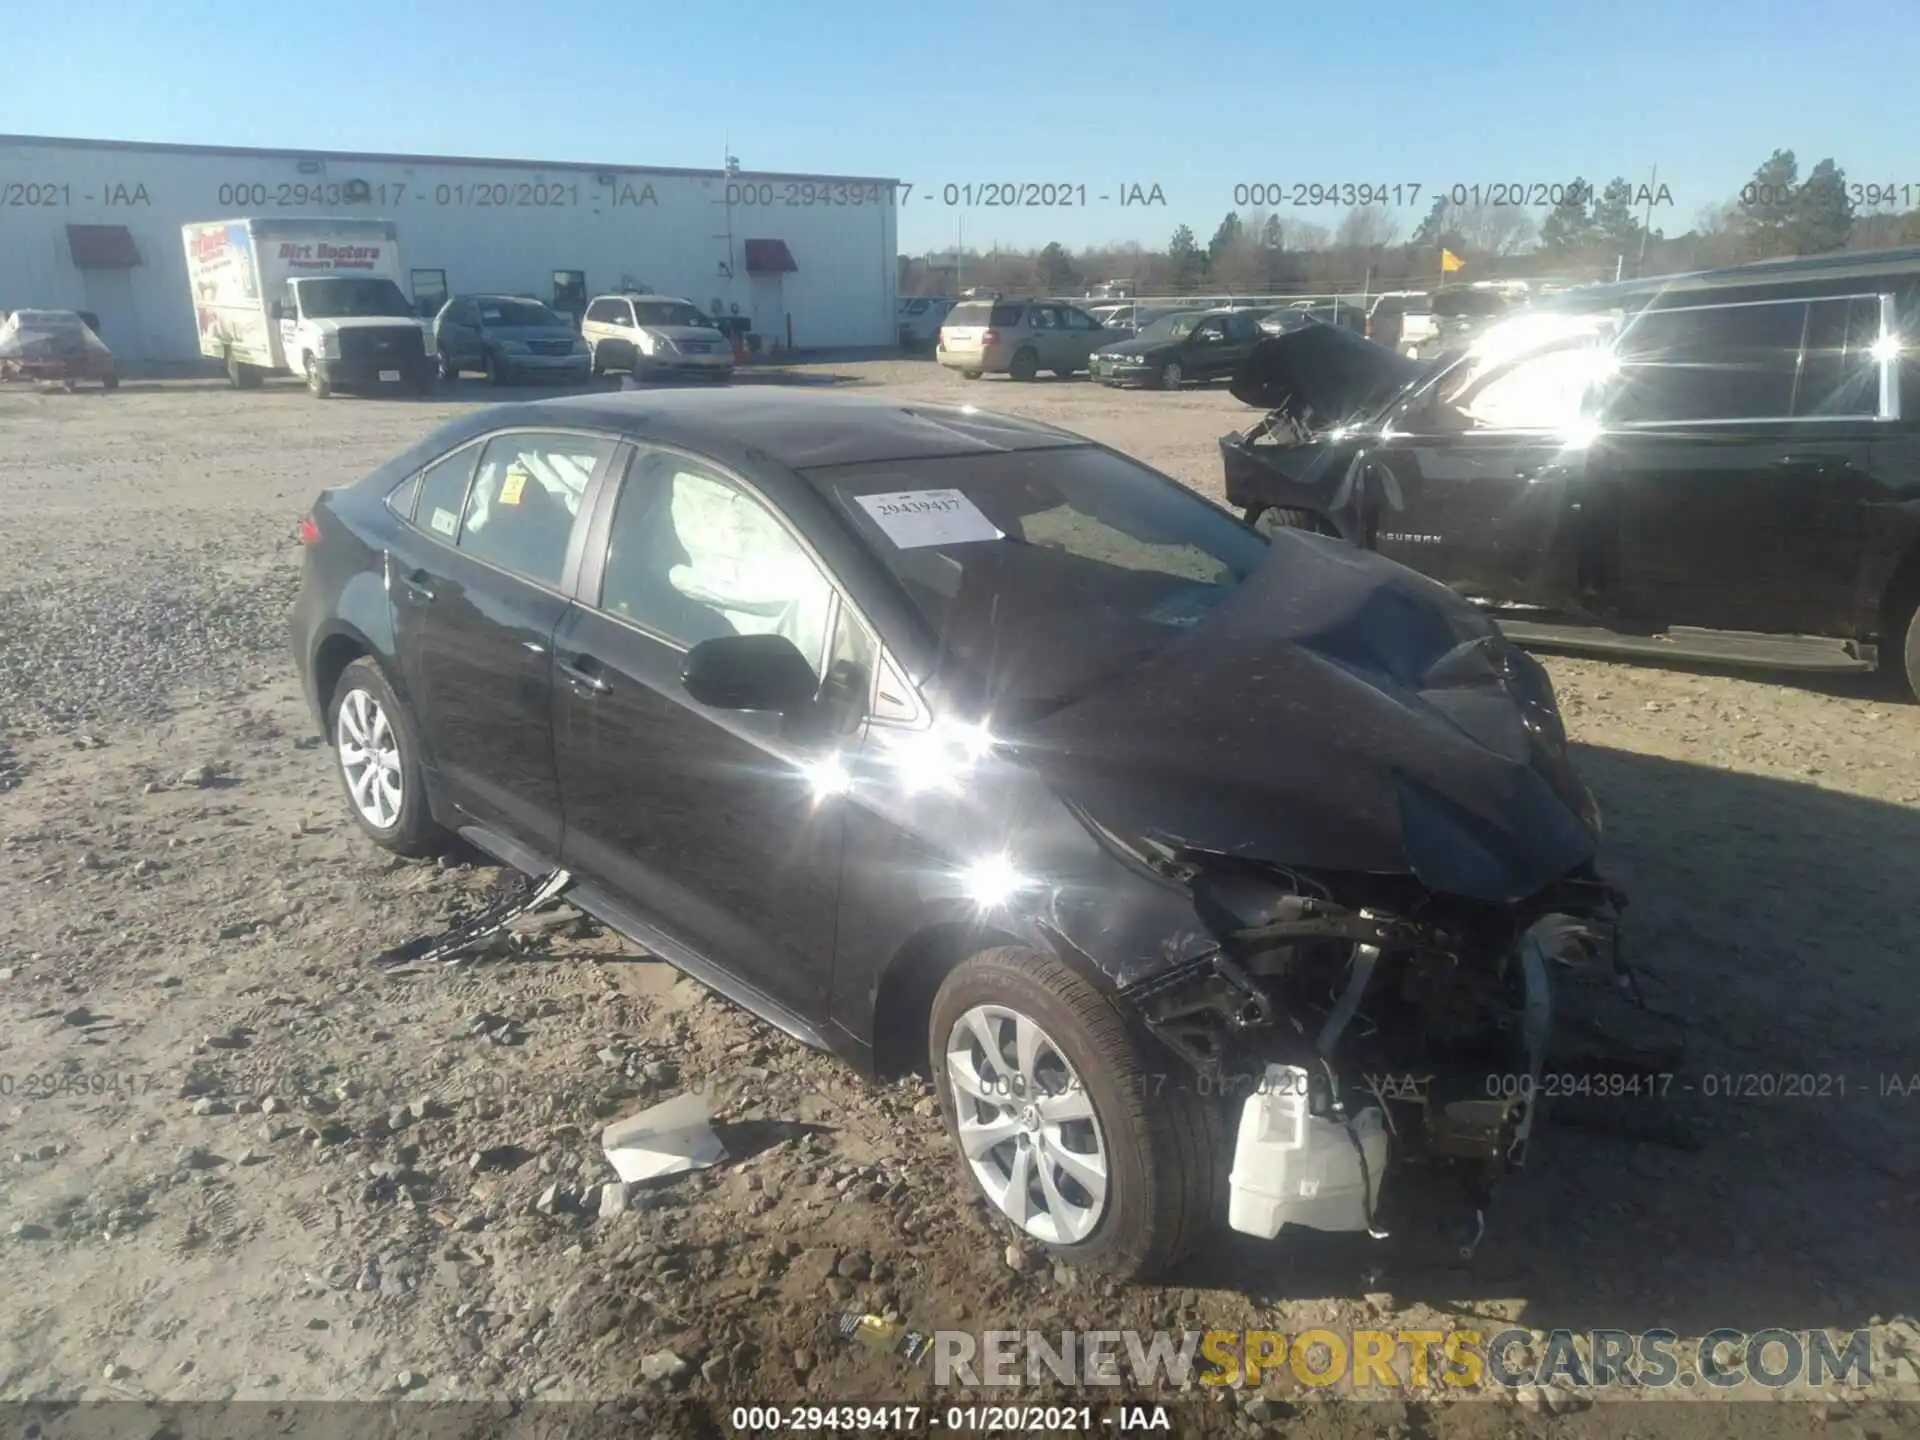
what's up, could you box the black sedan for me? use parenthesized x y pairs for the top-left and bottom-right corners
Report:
(292, 389), (1620, 1279)
(1090, 308), (1267, 389)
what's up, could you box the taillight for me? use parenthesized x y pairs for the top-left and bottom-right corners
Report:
(981, 329), (1000, 344)
(298, 515), (321, 545)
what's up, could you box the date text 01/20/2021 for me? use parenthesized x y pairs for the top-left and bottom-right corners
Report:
(727, 1404), (1172, 1432)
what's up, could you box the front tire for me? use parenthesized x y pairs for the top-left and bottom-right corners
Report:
(327, 658), (442, 856)
(1158, 359), (1184, 390)
(305, 355), (331, 399)
(438, 349), (461, 381)
(1247, 504), (1332, 537)
(929, 947), (1224, 1281)
(485, 349), (510, 386)
(1899, 601), (1920, 704)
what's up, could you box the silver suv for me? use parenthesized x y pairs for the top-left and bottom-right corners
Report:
(936, 298), (1109, 380)
(581, 293), (734, 383)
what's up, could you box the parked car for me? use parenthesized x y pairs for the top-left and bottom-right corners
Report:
(1263, 299), (1368, 336)
(292, 387), (1620, 1279)
(936, 298), (1110, 380)
(0, 309), (118, 389)
(898, 296), (955, 351)
(581, 294), (734, 383)
(1417, 286), (1520, 359)
(1365, 292), (1435, 355)
(1090, 307), (1266, 389)
(434, 295), (592, 386)
(1221, 247), (1920, 698)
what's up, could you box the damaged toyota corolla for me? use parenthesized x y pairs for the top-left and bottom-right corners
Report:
(291, 388), (1626, 1280)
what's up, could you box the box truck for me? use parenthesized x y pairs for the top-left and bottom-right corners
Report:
(182, 217), (435, 397)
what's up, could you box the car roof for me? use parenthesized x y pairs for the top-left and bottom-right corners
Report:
(458, 388), (1093, 471)
(1548, 246), (1920, 311)
(593, 293), (700, 306)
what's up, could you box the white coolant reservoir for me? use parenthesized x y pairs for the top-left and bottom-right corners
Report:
(1227, 1063), (1389, 1238)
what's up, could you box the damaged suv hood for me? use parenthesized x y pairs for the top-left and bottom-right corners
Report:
(1230, 324), (1428, 420)
(1007, 531), (1598, 904)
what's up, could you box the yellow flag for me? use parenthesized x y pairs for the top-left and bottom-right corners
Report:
(1441, 248), (1464, 273)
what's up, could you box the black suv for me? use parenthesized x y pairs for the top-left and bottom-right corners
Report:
(1222, 248), (1920, 698)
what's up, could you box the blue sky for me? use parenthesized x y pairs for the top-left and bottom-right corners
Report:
(6, 0), (1920, 253)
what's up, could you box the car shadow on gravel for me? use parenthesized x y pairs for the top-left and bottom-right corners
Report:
(1178, 743), (1920, 1341)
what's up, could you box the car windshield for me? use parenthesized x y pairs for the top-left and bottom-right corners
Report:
(632, 301), (713, 328)
(1137, 312), (1204, 341)
(813, 446), (1271, 719)
(298, 278), (415, 319)
(478, 298), (564, 327)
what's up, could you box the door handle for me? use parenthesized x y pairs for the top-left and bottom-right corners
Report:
(557, 655), (611, 695)
(1776, 454), (1839, 469)
(400, 571), (435, 602)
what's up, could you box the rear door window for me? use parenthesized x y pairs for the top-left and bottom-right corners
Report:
(413, 444), (482, 541)
(1794, 295), (1882, 418)
(456, 432), (614, 588)
(1608, 300), (1807, 423)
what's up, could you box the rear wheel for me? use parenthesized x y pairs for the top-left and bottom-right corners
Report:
(928, 947), (1224, 1281)
(589, 343), (606, 378)
(328, 658), (443, 856)
(961, 370), (983, 381)
(1009, 348), (1040, 382)
(225, 351), (261, 389)
(102, 374), (120, 391)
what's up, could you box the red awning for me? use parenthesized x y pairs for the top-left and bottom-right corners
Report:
(743, 239), (797, 274)
(67, 225), (141, 269)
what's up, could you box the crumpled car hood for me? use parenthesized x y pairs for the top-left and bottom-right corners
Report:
(1005, 531), (1599, 904)
(1229, 324), (1427, 418)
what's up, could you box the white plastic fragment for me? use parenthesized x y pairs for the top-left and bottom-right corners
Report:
(600, 1090), (727, 1183)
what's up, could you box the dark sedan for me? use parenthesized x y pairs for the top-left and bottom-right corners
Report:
(1090, 308), (1267, 389)
(292, 389), (1621, 1279)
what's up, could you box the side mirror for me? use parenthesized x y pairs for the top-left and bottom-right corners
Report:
(682, 633), (819, 712)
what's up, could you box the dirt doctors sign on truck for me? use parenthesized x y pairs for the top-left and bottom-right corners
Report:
(276, 241), (384, 270)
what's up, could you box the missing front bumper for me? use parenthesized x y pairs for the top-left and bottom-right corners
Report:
(1163, 911), (1613, 1241)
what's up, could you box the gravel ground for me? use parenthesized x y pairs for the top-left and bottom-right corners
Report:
(1, 364), (1917, 1437)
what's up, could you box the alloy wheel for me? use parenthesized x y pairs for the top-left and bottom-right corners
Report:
(1161, 360), (1183, 389)
(945, 1004), (1109, 1245)
(336, 687), (403, 830)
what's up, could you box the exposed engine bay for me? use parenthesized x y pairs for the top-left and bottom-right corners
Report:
(1121, 851), (1636, 1248)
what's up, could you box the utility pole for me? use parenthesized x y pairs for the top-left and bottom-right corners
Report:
(1635, 163), (1657, 277)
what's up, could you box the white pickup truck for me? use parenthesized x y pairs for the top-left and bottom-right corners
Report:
(182, 217), (435, 397)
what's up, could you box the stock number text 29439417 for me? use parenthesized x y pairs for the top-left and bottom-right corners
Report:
(217, 182), (413, 209)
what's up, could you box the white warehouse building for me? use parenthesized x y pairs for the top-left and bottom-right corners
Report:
(0, 133), (901, 364)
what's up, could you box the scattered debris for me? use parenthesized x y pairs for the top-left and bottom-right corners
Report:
(601, 1091), (727, 1184)
(375, 869), (574, 968)
(835, 1311), (931, 1365)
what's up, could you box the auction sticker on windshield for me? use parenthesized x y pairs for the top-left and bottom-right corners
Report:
(855, 489), (1002, 548)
